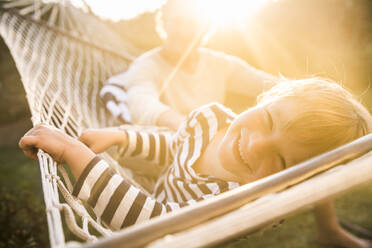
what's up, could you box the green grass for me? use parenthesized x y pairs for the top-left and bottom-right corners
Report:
(218, 184), (372, 248)
(1, 146), (372, 248)
(0, 146), (48, 248)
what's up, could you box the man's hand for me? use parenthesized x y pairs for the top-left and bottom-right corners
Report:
(79, 128), (127, 154)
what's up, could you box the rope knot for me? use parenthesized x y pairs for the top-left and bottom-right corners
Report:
(45, 174), (60, 182)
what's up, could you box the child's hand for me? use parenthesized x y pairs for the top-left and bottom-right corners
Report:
(19, 124), (96, 179)
(19, 124), (77, 163)
(79, 128), (127, 154)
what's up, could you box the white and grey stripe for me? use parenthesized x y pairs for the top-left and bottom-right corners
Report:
(73, 103), (240, 230)
(118, 129), (175, 168)
(100, 81), (132, 123)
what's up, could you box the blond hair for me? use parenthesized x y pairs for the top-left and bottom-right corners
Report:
(257, 78), (372, 153)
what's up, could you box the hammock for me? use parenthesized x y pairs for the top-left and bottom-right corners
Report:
(1, 1), (372, 247)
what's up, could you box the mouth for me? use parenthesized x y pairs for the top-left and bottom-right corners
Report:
(233, 133), (252, 171)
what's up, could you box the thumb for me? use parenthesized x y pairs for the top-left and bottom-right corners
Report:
(19, 135), (39, 149)
(19, 136), (39, 160)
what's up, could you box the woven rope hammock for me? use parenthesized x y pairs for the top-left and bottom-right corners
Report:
(2, 1), (372, 248)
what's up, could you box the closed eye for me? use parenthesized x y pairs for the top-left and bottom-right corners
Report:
(278, 154), (286, 169)
(264, 108), (273, 130)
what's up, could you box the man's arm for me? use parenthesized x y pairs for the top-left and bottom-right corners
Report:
(126, 82), (185, 128)
(314, 200), (371, 248)
(226, 56), (280, 97)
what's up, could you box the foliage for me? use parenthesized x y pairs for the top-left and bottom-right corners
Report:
(0, 38), (30, 125)
(0, 147), (49, 248)
(0, 187), (48, 248)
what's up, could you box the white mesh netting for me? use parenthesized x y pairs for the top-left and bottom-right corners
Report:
(0, 1), (150, 247)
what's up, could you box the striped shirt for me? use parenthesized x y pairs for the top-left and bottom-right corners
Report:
(72, 103), (241, 230)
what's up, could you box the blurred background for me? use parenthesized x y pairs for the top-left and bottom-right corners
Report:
(1, 0), (372, 247)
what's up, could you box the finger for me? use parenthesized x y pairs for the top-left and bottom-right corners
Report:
(23, 147), (39, 160)
(23, 123), (47, 137)
(79, 130), (94, 144)
(19, 135), (39, 150)
(78, 133), (87, 143)
(35, 123), (48, 128)
(24, 127), (38, 137)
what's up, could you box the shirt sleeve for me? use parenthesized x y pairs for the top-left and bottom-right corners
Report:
(224, 55), (279, 97)
(100, 73), (132, 123)
(117, 128), (175, 168)
(125, 82), (171, 126)
(72, 156), (194, 230)
(105, 51), (171, 126)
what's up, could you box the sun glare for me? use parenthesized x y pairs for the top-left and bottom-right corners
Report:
(69, 0), (166, 21)
(66, 0), (268, 24)
(202, 0), (269, 27)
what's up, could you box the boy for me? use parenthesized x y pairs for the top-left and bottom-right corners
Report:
(19, 79), (372, 247)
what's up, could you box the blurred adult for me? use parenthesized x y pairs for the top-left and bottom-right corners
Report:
(102, 0), (279, 130)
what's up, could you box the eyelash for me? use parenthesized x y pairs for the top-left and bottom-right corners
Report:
(263, 109), (285, 168)
(264, 109), (273, 130)
(278, 154), (286, 169)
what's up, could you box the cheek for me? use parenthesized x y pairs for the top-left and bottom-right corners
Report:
(229, 110), (261, 135)
(255, 159), (282, 179)
(217, 135), (234, 170)
(217, 134), (251, 176)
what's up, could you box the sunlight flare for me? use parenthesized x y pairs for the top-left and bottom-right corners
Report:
(201, 0), (269, 27)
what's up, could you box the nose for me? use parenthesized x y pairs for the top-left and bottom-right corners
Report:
(243, 132), (274, 159)
(249, 134), (270, 154)
(240, 132), (275, 173)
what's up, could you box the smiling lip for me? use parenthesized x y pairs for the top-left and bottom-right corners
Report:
(233, 133), (252, 171)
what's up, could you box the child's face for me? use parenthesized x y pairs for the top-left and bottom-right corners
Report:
(218, 98), (320, 184)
